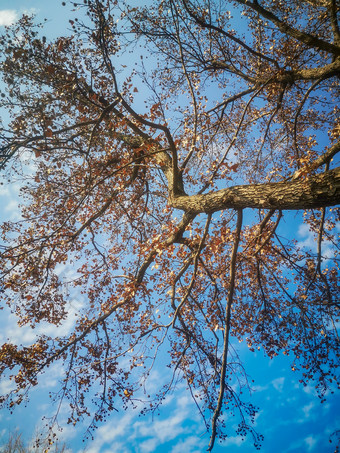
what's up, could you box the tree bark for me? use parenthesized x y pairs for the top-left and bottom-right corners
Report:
(170, 167), (340, 213)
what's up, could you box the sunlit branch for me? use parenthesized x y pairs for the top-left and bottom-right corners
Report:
(170, 1), (200, 172)
(0, 119), (98, 170)
(182, 0), (280, 67)
(255, 89), (285, 167)
(329, 0), (340, 46)
(255, 211), (282, 255)
(206, 87), (256, 115)
(170, 213), (212, 327)
(293, 78), (323, 162)
(199, 81), (272, 194)
(118, 97), (183, 189)
(297, 139), (340, 175)
(136, 211), (196, 284)
(95, 0), (120, 93)
(235, 0), (340, 56)
(208, 209), (243, 451)
(86, 99), (120, 154)
(173, 166), (340, 212)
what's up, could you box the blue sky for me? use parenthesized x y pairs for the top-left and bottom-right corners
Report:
(0, 2), (339, 452)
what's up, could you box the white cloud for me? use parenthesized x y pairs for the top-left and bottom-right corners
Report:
(302, 401), (315, 419)
(253, 409), (262, 427)
(22, 8), (38, 17)
(298, 223), (316, 250)
(0, 10), (18, 26)
(297, 223), (336, 260)
(271, 377), (285, 392)
(222, 435), (244, 447)
(304, 435), (317, 451)
(38, 363), (65, 390)
(0, 184), (10, 197)
(0, 295), (85, 346)
(139, 437), (158, 453)
(84, 412), (135, 453)
(0, 377), (15, 395)
(170, 435), (206, 453)
(252, 384), (268, 392)
(0, 179), (22, 221)
(301, 383), (317, 397)
(133, 411), (186, 443)
(2, 198), (22, 221)
(0, 8), (39, 28)
(82, 385), (207, 453)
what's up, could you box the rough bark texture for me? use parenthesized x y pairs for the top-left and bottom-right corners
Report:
(170, 167), (340, 213)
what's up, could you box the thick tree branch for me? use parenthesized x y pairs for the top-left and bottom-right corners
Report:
(170, 167), (340, 213)
(205, 57), (340, 84)
(305, 139), (340, 172)
(275, 58), (340, 82)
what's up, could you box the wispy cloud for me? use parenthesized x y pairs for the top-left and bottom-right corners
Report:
(0, 377), (15, 396)
(0, 10), (18, 26)
(0, 180), (23, 221)
(0, 295), (84, 346)
(80, 386), (207, 453)
(299, 383), (317, 397)
(84, 412), (135, 453)
(135, 412), (186, 444)
(222, 436), (244, 447)
(271, 377), (285, 392)
(297, 223), (336, 260)
(169, 435), (206, 453)
(304, 435), (317, 451)
(302, 402), (316, 419)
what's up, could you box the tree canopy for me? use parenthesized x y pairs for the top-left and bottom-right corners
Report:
(0, 0), (339, 450)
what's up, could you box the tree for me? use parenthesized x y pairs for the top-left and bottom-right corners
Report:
(0, 0), (339, 450)
(0, 430), (68, 453)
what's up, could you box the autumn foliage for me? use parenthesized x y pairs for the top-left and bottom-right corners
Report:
(0, 0), (339, 450)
